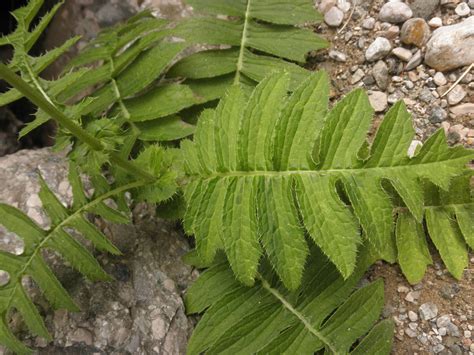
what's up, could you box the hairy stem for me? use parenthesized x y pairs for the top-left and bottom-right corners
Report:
(0, 63), (155, 181)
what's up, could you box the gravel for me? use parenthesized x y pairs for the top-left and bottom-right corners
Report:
(419, 303), (439, 320)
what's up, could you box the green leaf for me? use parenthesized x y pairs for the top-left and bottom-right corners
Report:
(0, 170), (140, 353)
(396, 211), (432, 284)
(124, 84), (198, 122)
(183, 71), (474, 289)
(426, 208), (468, 279)
(168, 49), (239, 79)
(137, 116), (195, 141)
(170, 0), (327, 97)
(351, 319), (395, 355)
(186, 246), (392, 355)
(115, 42), (185, 97)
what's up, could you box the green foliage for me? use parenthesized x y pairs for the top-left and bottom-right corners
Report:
(0, 0), (79, 130)
(0, 164), (143, 354)
(185, 246), (394, 355)
(182, 71), (474, 290)
(170, 0), (328, 92)
(396, 174), (473, 284)
(1, 1), (472, 354)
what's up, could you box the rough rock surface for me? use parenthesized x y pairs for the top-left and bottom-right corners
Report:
(407, 0), (440, 19)
(425, 16), (474, 71)
(0, 149), (195, 354)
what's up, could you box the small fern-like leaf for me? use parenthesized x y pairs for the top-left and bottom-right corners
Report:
(185, 246), (393, 355)
(169, 0), (328, 92)
(0, 164), (145, 354)
(183, 71), (474, 290)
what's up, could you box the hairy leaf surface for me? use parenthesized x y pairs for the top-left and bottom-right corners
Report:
(183, 71), (474, 290)
(186, 247), (393, 355)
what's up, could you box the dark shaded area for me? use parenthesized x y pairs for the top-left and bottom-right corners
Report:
(0, 0), (57, 157)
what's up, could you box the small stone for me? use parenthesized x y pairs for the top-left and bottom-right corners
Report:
(363, 74), (376, 86)
(404, 80), (415, 89)
(405, 290), (421, 303)
(362, 17), (376, 29)
(447, 322), (461, 337)
(401, 18), (431, 48)
(447, 85), (467, 105)
(432, 344), (445, 353)
(408, 311), (419, 322)
(419, 302), (438, 320)
(329, 50), (347, 62)
(350, 68), (365, 84)
(388, 91), (403, 104)
(455, 2), (471, 16)
(392, 47), (413, 61)
(469, 0), (474, 9)
(464, 330), (472, 338)
(425, 17), (474, 71)
(373, 60), (390, 90)
(385, 25), (401, 39)
(439, 327), (447, 336)
(433, 72), (447, 86)
(405, 328), (418, 338)
(450, 103), (474, 117)
(428, 17), (443, 28)
(437, 315), (451, 327)
(417, 333), (429, 345)
(397, 285), (410, 293)
(419, 88), (434, 103)
(365, 37), (392, 62)
(337, 0), (351, 13)
(406, 50), (423, 70)
(379, 2), (413, 23)
(368, 91), (388, 112)
(319, 0), (337, 14)
(429, 106), (447, 123)
(325, 6), (344, 27)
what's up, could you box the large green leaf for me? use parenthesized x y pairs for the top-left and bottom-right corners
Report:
(186, 246), (392, 355)
(169, 0), (328, 94)
(182, 71), (474, 290)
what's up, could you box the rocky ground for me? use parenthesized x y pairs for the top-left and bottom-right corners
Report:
(315, 1), (474, 353)
(0, 0), (473, 354)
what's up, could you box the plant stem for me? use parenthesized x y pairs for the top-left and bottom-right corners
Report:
(0, 63), (155, 181)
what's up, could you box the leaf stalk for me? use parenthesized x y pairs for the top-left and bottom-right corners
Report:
(0, 63), (155, 181)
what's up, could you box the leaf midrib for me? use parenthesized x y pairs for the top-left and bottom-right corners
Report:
(192, 154), (472, 180)
(258, 274), (339, 354)
(233, 0), (251, 84)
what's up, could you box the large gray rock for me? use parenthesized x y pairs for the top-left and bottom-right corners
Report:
(425, 16), (474, 71)
(0, 149), (195, 354)
(407, 0), (440, 19)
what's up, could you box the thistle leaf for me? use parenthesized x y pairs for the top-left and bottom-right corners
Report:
(183, 71), (474, 290)
(186, 246), (392, 355)
(0, 167), (137, 353)
(170, 0), (328, 97)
